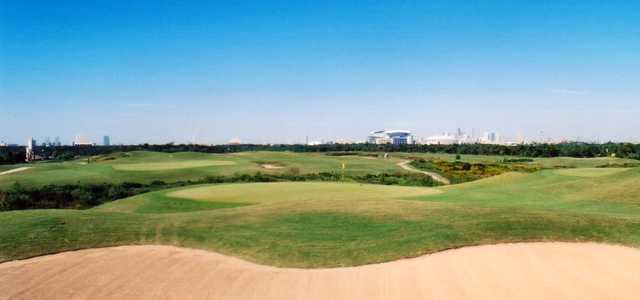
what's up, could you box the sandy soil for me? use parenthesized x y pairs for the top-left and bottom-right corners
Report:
(0, 167), (31, 176)
(260, 164), (285, 169)
(398, 160), (451, 184)
(2, 243), (640, 300)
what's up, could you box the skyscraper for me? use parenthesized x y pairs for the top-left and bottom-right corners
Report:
(103, 135), (111, 146)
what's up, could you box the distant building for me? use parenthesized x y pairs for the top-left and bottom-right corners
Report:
(367, 130), (415, 145)
(103, 135), (111, 146)
(423, 133), (459, 145)
(73, 135), (95, 146)
(481, 132), (498, 144)
(228, 138), (242, 145)
(26, 137), (36, 161)
(334, 139), (354, 144)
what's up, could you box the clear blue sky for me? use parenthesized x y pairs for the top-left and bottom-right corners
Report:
(2, 0), (639, 144)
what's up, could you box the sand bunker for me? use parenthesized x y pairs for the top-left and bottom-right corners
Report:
(260, 164), (285, 169)
(1, 243), (639, 300)
(0, 167), (31, 176)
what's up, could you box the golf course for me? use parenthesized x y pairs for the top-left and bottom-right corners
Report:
(0, 151), (405, 188)
(1, 151), (640, 265)
(1, 151), (640, 298)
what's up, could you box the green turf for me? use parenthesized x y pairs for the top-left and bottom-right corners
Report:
(0, 166), (17, 172)
(2, 150), (637, 189)
(2, 166), (640, 267)
(112, 160), (236, 171)
(397, 152), (638, 167)
(120, 191), (253, 214)
(553, 167), (630, 177)
(0, 151), (406, 188)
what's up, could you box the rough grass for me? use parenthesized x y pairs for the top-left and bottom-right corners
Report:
(2, 167), (640, 267)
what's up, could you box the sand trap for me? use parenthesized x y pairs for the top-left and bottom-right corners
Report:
(2, 243), (639, 300)
(260, 164), (285, 169)
(0, 167), (31, 176)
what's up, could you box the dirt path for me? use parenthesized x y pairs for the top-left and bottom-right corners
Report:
(398, 160), (451, 184)
(2, 243), (639, 300)
(0, 167), (31, 176)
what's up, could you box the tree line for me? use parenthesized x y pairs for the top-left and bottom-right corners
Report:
(1, 142), (639, 165)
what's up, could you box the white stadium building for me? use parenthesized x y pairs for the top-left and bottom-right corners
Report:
(367, 130), (415, 145)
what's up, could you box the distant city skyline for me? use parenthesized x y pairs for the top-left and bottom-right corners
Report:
(3, 126), (632, 147)
(2, 1), (639, 144)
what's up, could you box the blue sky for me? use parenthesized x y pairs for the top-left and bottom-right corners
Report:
(1, 0), (639, 144)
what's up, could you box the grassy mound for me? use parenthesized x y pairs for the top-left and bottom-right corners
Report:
(94, 182), (439, 214)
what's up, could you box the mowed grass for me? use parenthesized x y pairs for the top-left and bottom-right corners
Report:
(0, 151), (405, 188)
(94, 182), (440, 215)
(112, 160), (235, 171)
(2, 150), (637, 189)
(169, 182), (438, 203)
(0, 165), (20, 173)
(553, 167), (630, 177)
(2, 166), (640, 267)
(396, 152), (639, 167)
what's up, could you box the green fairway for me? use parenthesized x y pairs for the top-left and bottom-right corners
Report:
(112, 160), (236, 171)
(2, 165), (640, 267)
(553, 167), (630, 177)
(0, 151), (406, 188)
(2, 150), (637, 189)
(0, 166), (18, 172)
(398, 152), (639, 167)
(95, 182), (440, 214)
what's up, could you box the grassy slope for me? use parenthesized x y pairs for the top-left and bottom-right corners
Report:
(2, 167), (640, 267)
(0, 151), (404, 188)
(397, 152), (639, 167)
(403, 153), (639, 184)
(2, 150), (637, 189)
